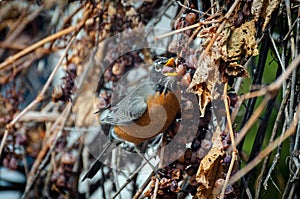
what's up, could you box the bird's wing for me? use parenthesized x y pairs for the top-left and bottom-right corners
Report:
(101, 83), (155, 125)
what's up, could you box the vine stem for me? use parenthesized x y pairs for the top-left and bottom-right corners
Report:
(0, 17), (93, 71)
(112, 158), (154, 199)
(21, 103), (72, 199)
(0, 36), (76, 158)
(220, 82), (237, 199)
(240, 54), (300, 101)
(229, 101), (300, 185)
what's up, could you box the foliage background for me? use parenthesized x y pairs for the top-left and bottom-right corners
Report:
(0, 0), (299, 198)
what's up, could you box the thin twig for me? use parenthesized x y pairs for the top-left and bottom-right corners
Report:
(155, 3), (220, 40)
(20, 111), (60, 122)
(187, 26), (201, 45)
(284, 0), (297, 153)
(132, 171), (155, 199)
(112, 159), (154, 199)
(152, 138), (166, 199)
(0, 36), (76, 158)
(229, 102), (300, 185)
(112, 148), (121, 199)
(293, 7), (300, 152)
(0, 42), (26, 50)
(0, 17), (93, 70)
(205, 0), (240, 52)
(149, 0), (174, 28)
(220, 82), (238, 199)
(175, 0), (205, 13)
(0, 6), (43, 57)
(22, 103), (72, 199)
(255, 85), (290, 198)
(269, 30), (286, 73)
(234, 95), (271, 148)
(283, 18), (297, 41)
(239, 54), (300, 101)
(246, 65), (281, 184)
(155, 19), (222, 41)
(238, 35), (269, 158)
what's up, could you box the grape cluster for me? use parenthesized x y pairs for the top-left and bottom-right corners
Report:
(174, 12), (197, 36)
(50, 151), (76, 196)
(52, 63), (77, 103)
(2, 133), (27, 170)
(145, 168), (182, 198)
(234, 0), (253, 27)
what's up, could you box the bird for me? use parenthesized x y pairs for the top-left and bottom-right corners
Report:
(82, 58), (180, 180)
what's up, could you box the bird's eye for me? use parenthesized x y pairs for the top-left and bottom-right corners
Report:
(154, 62), (163, 72)
(153, 58), (168, 72)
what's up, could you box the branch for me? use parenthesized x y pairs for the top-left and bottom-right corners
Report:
(229, 102), (300, 185)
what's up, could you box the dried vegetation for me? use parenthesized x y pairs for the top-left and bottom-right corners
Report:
(0, 0), (299, 198)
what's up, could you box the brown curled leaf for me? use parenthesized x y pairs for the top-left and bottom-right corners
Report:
(252, 0), (281, 30)
(195, 127), (224, 198)
(187, 51), (221, 117)
(193, 83), (211, 118)
(227, 20), (259, 61)
(219, 23), (232, 62)
(226, 62), (250, 78)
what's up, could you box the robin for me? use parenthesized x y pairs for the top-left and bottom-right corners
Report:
(82, 58), (180, 180)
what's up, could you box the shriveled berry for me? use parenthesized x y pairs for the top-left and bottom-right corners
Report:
(15, 134), (27, 145)
(176, 64), (186, 77)
(175, 162), (185, 171)
(174, 17), (184, 30)
(185, 12), (196, 24)
(185, 55), (197, 69)
(178, 153), (185, 163)
(186, 165), (197, 176)
(189, 175), (198, 186)
(201, 139), (212, 150)
(9, 157), (18, 170)
(196, 148), (207, 159)
(52, 86), (63, 102)
(190, 152), (198, 164)
(170, 180), (180, 192)
(61, 152), (75, 165)
(168, 40), (180, 53)
(181, 73), (191, 87)
(223, 156), (232, 164)
(184, 100), (194, 111)
(56, 175), (66, 187)
(184, 148), (193, 163)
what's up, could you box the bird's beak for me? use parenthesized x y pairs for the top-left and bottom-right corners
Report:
(164, 57), (175, 67)
(163, 58), (177, 77)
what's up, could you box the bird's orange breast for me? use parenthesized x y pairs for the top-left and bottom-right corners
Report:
(114, 91), (180, 144)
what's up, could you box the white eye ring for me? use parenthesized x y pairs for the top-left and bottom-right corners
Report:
(153, 58), (168, 72)
(154, 62), (163, 72)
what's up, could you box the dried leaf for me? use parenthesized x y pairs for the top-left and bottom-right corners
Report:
(192, 83), (211, 117)
(251, 0), (263, 19)
(227, 20), (259, 61)
(219, 24), (232, 62)
(252, 0), (281, 30)
(226, 62), (250, 78)
(262, 0), (281, 30)
(187, 50), (221, 117)
(195, 127), (224, 198)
